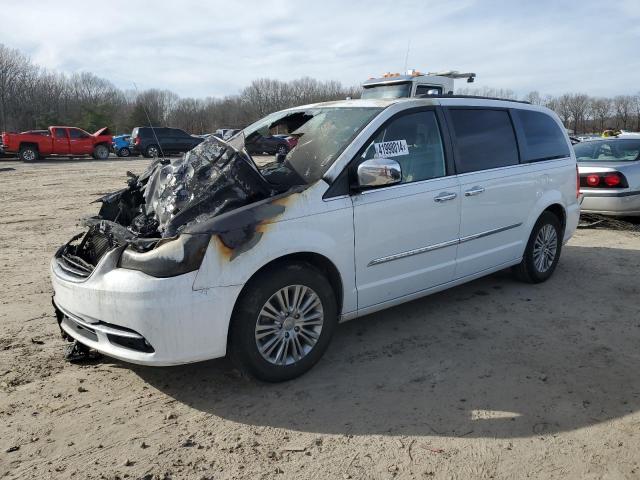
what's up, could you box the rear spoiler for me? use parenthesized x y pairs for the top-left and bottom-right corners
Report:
(93, 127), (111, 136)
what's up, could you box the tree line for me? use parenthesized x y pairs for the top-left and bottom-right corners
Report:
(0, 44), (360, 135)
(456, 86), (640, 134)
(2, 43), (639, 135)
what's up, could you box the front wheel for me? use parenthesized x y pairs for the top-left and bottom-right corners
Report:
(229, 262), (338, 382)
(513, 211), (562, 283)
(117, 147), (130, 157)
(92, 144), (109, 160)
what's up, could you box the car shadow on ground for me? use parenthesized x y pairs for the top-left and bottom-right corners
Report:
(130, 243), (640, 439)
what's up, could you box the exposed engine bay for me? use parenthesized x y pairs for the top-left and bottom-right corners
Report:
(55, 134), (303, 278)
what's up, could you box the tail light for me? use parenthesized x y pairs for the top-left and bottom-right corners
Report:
(580, 171), (628, 189)
(586, 174), (600, 187)
(135, 137), (141, 145)
(603, 173), (621, 187)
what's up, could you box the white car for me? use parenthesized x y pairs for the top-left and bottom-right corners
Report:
(51, 96), (580, 381)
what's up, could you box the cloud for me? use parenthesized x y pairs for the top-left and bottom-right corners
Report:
(2, 0), (639, 98)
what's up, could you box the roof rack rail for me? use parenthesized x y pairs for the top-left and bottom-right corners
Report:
(416, 93), (531, 104)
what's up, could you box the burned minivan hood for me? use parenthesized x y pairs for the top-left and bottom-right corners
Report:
(92, 136), (297, 247)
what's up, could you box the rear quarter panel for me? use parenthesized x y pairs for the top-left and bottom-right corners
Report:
(5, 132), (53, 154)
(521, 157), (580, 247)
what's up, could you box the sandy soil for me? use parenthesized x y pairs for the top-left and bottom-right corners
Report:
(1, 156), (639, 480)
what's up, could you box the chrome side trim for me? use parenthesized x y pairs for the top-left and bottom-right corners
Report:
(367, 222), (522, 267)
(459, 223), (522, 244)
(367, 238), (459, 267)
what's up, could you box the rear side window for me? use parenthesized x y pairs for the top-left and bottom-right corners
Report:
(513, 110), (570, 162)
(448, 109), (519, 173)
(55, 129), (66, 138)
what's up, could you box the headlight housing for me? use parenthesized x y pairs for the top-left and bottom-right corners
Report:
(118, 234), (210, 278)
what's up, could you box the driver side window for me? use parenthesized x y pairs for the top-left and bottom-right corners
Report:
(69, 129), (89, 139)
(360, 110), (446, 184)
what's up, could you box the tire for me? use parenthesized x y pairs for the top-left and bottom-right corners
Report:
(92, 144), (109, 160)
(229, 262), (338, 382)
(19, 145), (39, 162)
(145, 145), (160, 158)
(118, 147), (130, 157)
(276, 144), (288, 156)
(513, 211), (563, 283)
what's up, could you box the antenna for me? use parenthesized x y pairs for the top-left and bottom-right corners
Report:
(132, 82), (165, 161)
(403, 37), (411, 72)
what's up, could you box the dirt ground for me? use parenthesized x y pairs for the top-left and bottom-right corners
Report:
(1, 156), (639, 480)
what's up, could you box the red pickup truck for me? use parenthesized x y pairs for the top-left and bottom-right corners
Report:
(1, 126), (112, 162)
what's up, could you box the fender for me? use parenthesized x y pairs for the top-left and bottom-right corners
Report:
(193, 200), (356, 314)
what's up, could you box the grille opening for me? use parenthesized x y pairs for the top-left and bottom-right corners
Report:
(57, 227), (118, 278)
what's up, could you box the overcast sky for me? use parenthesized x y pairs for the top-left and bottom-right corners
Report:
(2, 0), (639, 99)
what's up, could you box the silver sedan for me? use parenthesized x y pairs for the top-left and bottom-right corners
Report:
(575, 138), (640, 216)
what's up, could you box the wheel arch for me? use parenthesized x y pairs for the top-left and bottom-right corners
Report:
(233, 251), (344, 317)
(543, 203), (566, 236)
(19, 142), (40, 152)
(519, 194), (568, 258)
(225, 250), (345, 358)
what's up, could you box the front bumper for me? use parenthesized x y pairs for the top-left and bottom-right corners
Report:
(50, 252), (243, 366)
(580, 189), (640, 216)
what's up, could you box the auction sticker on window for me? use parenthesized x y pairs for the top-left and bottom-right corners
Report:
(374, 139), (409, 157)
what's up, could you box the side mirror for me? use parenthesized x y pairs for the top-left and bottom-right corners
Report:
(356, 158), (402, 188)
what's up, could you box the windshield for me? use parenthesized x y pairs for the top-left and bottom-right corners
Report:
(242, 106), (382, 184)
(361, 82), (412, 100)
(574, 139), (640, 162)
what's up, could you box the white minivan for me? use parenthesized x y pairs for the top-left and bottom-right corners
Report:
(51, 96), (580, 381)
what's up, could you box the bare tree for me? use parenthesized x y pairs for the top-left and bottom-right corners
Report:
(613, 95), (634, 130)
(589, 97), (611, 132)
(0, 45), (32, 131)
(566, 93), (589, 134)
(555, 94), (573, 131)
(523, 91), (542, 105)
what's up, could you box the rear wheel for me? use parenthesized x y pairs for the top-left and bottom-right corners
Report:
(229, 262), (338, 382)
(145, 145), (160, 158)
(513, 211), (562, 283)
(19, 145), (39, 162)
(92, 144), (109, 160)
(276, 144), (288, 156)
(117, 147), (130, 157)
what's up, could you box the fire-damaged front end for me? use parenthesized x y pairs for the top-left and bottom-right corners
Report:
(51, 103), (384, 365)
(51, 134), (302, 364)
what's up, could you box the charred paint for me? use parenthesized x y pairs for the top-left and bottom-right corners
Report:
(198, 188), (304, 261)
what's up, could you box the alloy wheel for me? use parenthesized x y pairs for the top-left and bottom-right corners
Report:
(255, 285), (324, 366)
(532, 224), (558, 273)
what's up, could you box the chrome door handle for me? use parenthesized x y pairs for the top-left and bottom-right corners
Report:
(464, 186), (485, 197)
(434, 192), (457, 203)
